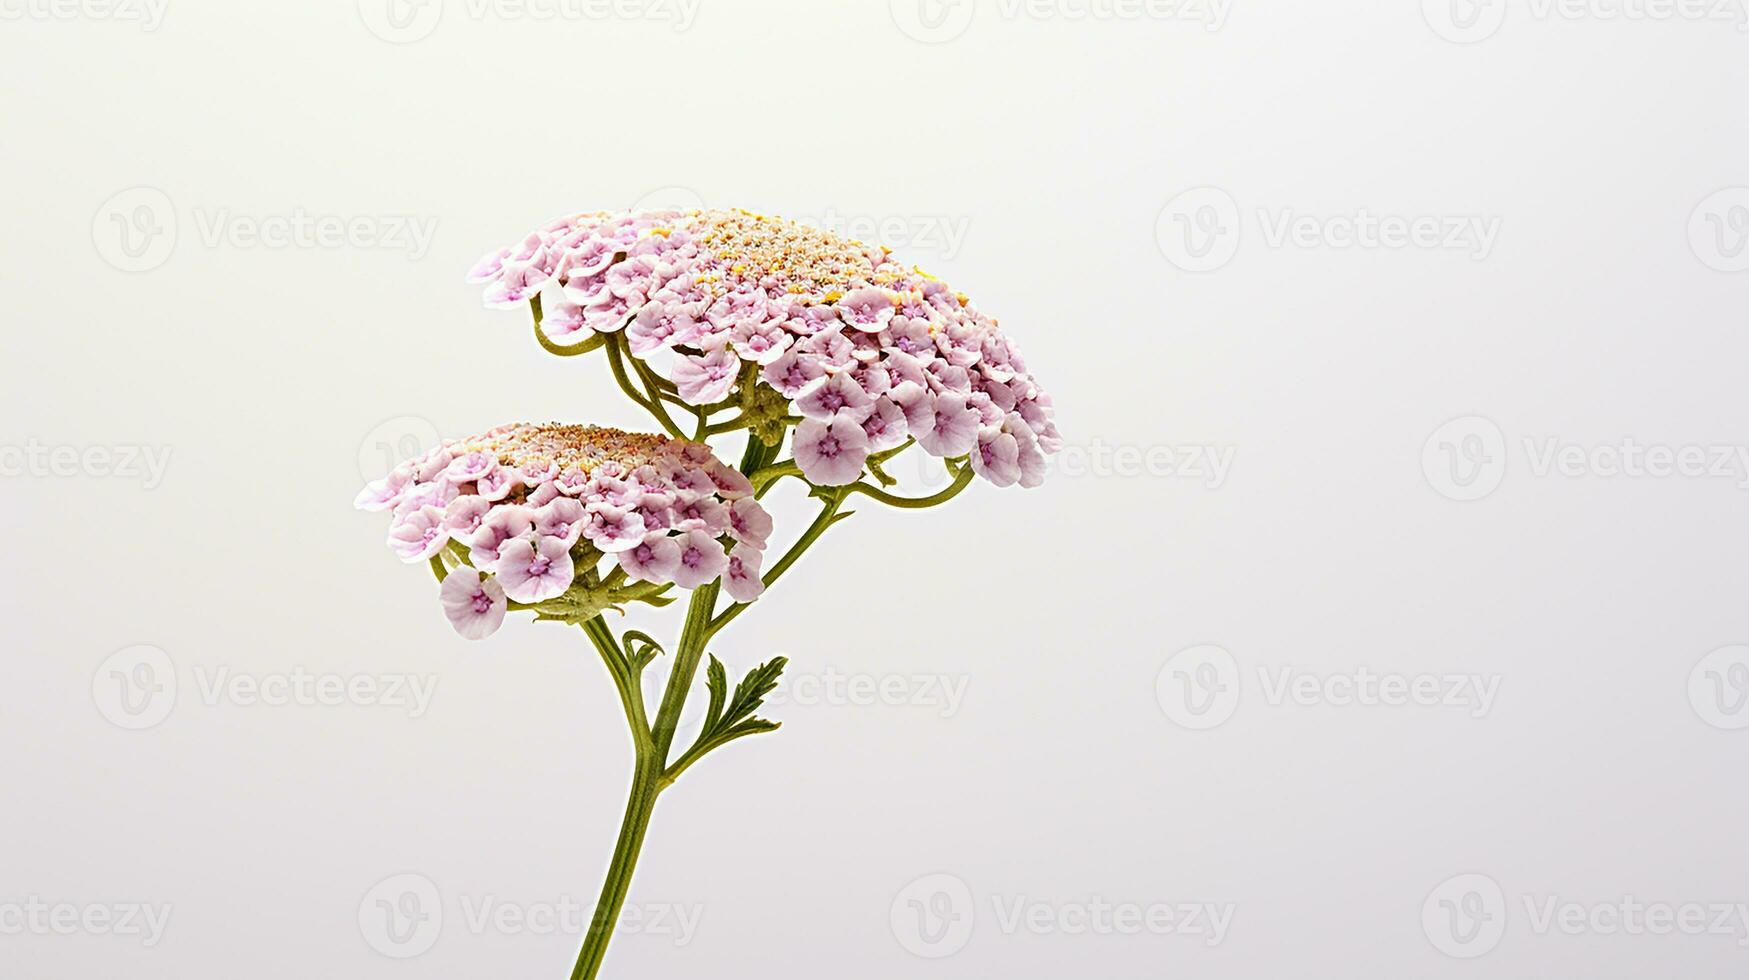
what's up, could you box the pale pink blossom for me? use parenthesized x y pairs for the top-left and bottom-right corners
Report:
(723, 544), (765, 602)
(440, 568), (507, 640)
(619, 532), (681, 584)
(389, 506), (450, 563)
(673, 346), (740, 405)
(727, 497), (773, 549)
(497, 537), (574, 603)
(916, 391), (979, 457)
(837, 287), (897, 333)
(794, 412), (870, 486)
(797, 372), (874, 422)
(584, 504), (648, 553)
(671, 529), (729, 589)
(534, 498), (587, 547)
(469, 505), (534, 570)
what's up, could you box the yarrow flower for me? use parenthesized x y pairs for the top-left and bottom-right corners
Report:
(469, 208), (1060, 489)
(359, 205), (1064, 980)
(356, 423), (774, 639)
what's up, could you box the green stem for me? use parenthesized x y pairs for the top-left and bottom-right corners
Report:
(530, 295), (607, 357)
(604, 336), (688, 440)
(706, 492), (847, 637)
(568, 755), (661, 980)
(846, 462), (974, 509)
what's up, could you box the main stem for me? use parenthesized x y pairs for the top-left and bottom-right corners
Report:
(567, 581), (719, 980)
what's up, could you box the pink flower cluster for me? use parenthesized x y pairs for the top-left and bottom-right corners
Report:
(356, 423), (774, 639)
(469, 209), (1061, 489)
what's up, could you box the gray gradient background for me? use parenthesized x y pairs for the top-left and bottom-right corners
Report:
(3, 0), (1747, 977)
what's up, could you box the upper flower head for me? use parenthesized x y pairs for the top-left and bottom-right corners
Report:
(470, 208), (1060, 489)
(357, 422), (773, 640)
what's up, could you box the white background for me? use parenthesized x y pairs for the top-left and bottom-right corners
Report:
(3, 0), (1747, 977)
